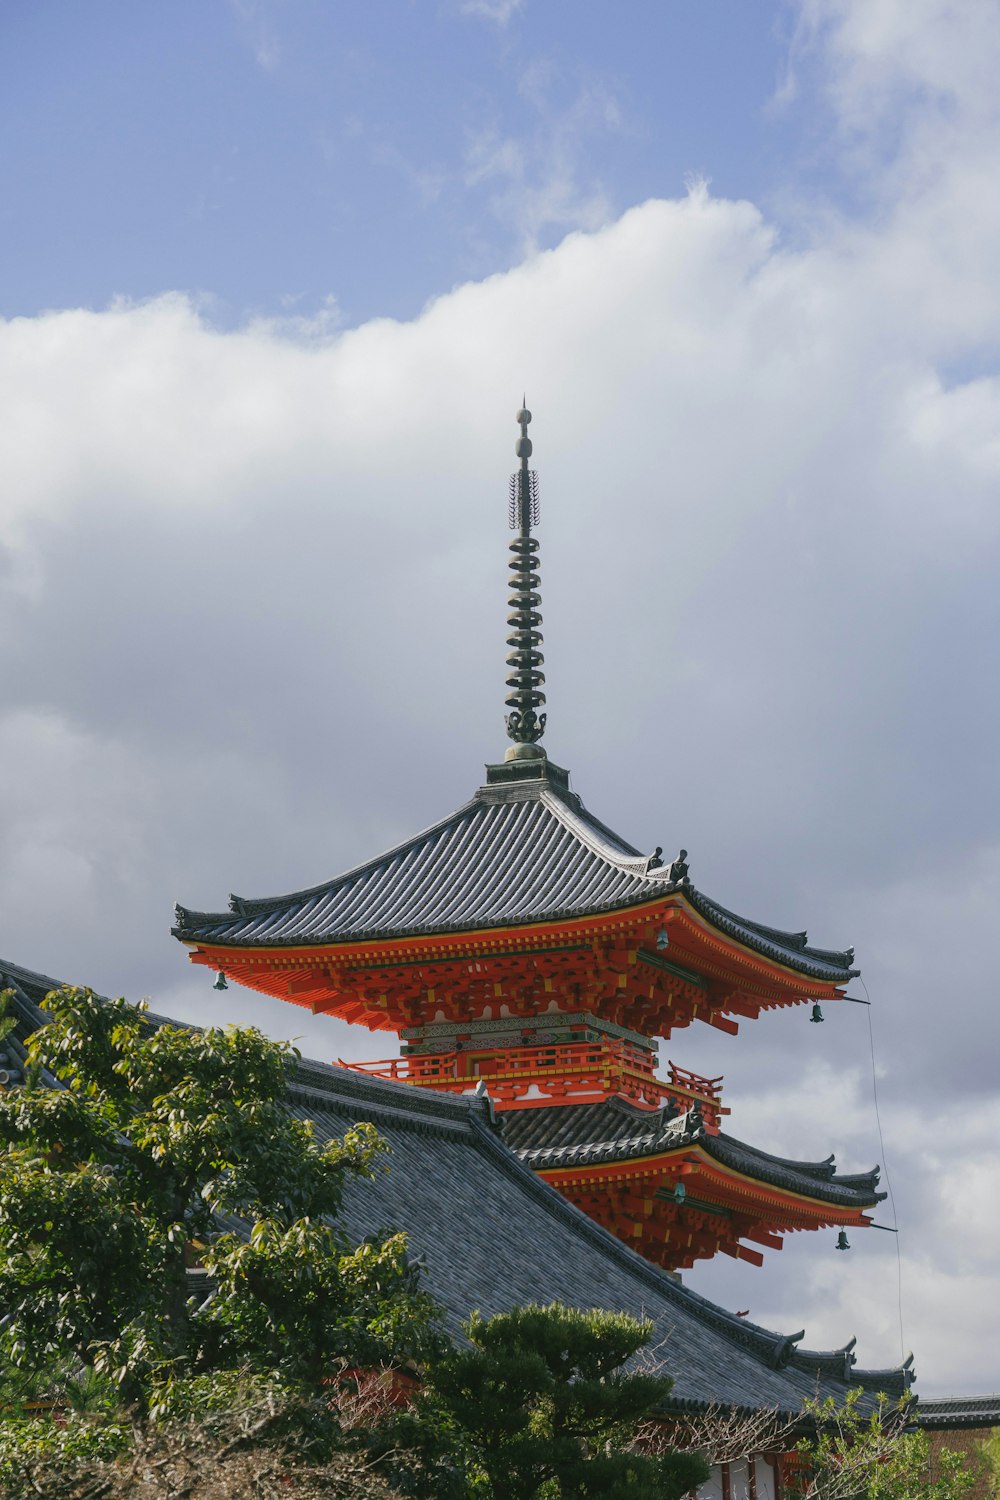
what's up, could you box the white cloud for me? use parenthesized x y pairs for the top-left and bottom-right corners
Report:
(228, 0), (282, 71)
(458, 0), (526, 26)
(463, 78), (622, 255)
(798, 0), (1000, 130)
(785, 0), (1000, 356)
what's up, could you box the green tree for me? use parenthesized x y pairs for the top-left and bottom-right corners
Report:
(0, 986), (436, 1410)
(793, 1389), (979, 1500)
(390, 1302), (709, 1500)
(980, 1429), (1000, 1499)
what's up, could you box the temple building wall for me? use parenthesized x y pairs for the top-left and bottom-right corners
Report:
(696, 1455), (781, 1499)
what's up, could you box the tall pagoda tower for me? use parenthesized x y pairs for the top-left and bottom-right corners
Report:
(174, 406), (883, 1274)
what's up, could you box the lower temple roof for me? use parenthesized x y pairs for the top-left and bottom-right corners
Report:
(915, 1396), (1000, 1429)
(0, 955), (910, 1415)
(287, 1062), (909, 1411)
(502, 1099), (884, 1211)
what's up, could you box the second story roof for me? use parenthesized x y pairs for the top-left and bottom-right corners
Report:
(503, 1097), (884, 1210)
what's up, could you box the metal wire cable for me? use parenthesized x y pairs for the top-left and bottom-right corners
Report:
(859, 975), (907, 1362)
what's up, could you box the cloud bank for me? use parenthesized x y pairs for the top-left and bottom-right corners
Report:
(2, 0), (999, 1395)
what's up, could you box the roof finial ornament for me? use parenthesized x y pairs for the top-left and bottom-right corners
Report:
(504, 403), (547, 759)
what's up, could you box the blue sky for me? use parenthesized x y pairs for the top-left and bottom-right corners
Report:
(3, 0), (1000, 1397)
(3, 1), (827, 326)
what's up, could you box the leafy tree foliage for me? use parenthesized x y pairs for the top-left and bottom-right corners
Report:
(383, 1302), (709, 1499)
(0, 992), (704, 1496)
(884, 1438), (982, 1500)
(979, 1429), (1000, 1499)
(0, 987), (437, 1409)
(793, 1389), (980, 1500)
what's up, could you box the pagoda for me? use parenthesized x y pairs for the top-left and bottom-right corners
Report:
(174, 406), (883, 1273)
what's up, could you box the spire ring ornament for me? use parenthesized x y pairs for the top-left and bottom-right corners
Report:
(505, 405), (546, 747)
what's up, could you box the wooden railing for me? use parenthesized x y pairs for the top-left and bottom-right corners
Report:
(666, 1061), (724, 1104)
(339, 1042), (726, 1126)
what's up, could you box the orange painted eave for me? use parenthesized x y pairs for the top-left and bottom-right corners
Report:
(656, 899), (852, 998)
(180, 887), (851, 1002)
(536, 1144), (875, 1226)
(182, 898), (672, 965)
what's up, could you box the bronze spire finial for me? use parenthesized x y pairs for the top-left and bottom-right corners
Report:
(504, 404), (546, 755)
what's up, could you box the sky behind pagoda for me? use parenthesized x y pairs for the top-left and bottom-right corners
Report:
(2, 0), (999, 1397)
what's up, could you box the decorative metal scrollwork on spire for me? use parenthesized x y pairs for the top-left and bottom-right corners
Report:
(505, 405), (546, 747)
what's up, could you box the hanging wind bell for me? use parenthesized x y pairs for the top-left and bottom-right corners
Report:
(213, 971), (228, 991)
(810, 1002), (824, 1023)
(836, 1230), (851, 1251)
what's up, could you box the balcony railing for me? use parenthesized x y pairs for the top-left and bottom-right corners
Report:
(666, 1061), (724, 1105)
(339, 1041), (726, 1126)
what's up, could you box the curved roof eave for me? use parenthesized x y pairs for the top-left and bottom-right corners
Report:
(173, 768), (858, 985)
(504, 1103), (883, 1209)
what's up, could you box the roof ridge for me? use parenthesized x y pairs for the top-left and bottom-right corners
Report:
(290, 1056), (496, 1129)
(715, 1133), (838, 1176)
(0, 957), (73, 1002)
(539, 784), (650, 870)
(917, 1394), (1000, 1411)
(685, 897), (811, 950)
(706, 1136), (885, 1206)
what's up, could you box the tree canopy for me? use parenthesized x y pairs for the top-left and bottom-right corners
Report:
(380, 1302), (709, 1500)
(0, 988), (706, 1497)
(792, 1390), (981, 1500)
(0, 986), (436, 1408)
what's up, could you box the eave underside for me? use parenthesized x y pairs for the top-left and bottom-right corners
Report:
(502, 1099), (882, 1271)
(180, 897), (853, 1040)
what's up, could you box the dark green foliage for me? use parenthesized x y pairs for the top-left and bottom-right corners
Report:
(201, 1221), (438, 1388)
(0, 987), (436, 1409)
(0, 992), (703, 1497)
(384, 1302), (709, 1499)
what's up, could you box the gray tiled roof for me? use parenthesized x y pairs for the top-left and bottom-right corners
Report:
(915, 1396), (1000, 1429)
(502, 1100), (884, 1210)
(0, 955), (909, 1416)
(287, 1059), (909, 1413)
(173, 760), (858, 984)
(0, 958), (63, 1088)
(0, 957), (63, 1022)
